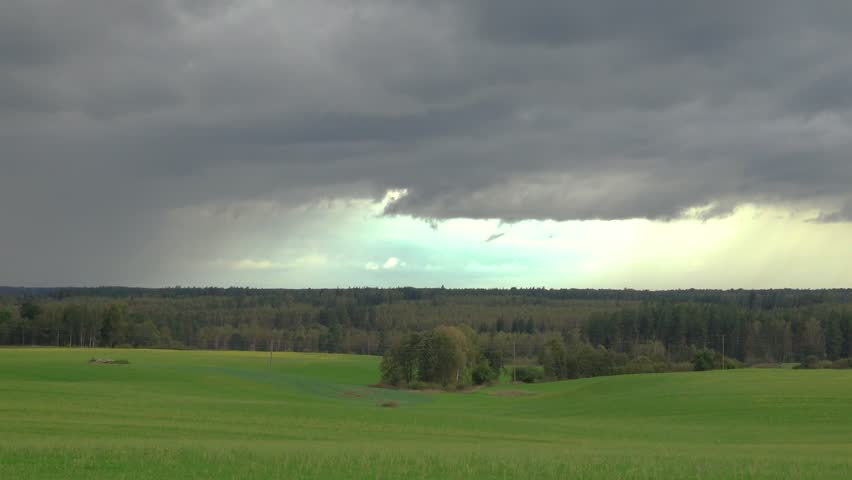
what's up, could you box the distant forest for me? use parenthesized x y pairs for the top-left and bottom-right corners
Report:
(1, 287), (852, 365)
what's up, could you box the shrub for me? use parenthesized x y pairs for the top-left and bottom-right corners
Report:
(630, 341), (668, 364)
(570, 345), (623, 378)
(625, 359), (692, 374)
(722, 357), (743, 369)
(471, 361), (497, 385)
(692, 349), (742, 371)
(668, 362), (694, 372)
(692, 348), (717, 371)
(623, 356), (659, 374)
(831, 358), (851, 369)
(151, 341), (190, 350)
(380, 400), (399, 408)
(513, 366), (544, 383)
(797, 355), (823, 369)
(751, 363), (782, 369)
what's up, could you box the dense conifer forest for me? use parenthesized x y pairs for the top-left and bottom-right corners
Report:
(2, 288), (851, 370)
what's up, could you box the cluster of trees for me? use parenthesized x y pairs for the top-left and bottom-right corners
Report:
(540, 336), (629, 380)
(0, 300), (163, 348)
(380, 325), (504, 388)
(537, 335), (725, 381)
(585, 302), (852, 363)
(379, 325), (752, 389)
(0, 288), (850, 369)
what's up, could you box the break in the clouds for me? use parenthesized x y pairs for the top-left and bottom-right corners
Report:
(2, 0), (852, 286)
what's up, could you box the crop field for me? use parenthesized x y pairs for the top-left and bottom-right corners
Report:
(1, 348), (851, 479)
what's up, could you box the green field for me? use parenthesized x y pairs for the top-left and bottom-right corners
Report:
(1, 349), (851, 479)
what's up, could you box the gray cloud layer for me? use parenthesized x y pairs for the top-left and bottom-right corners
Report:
(3, 0), (852, 283)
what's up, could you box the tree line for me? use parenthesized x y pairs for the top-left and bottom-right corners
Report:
(0, 288), (850, 369)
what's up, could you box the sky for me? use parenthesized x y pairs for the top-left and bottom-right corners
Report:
(2, 0), (852, 288)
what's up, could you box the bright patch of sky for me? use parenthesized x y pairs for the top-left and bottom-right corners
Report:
(150, 191), (852, 289)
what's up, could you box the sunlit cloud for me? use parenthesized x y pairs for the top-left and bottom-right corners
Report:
(229, 259), (280, 270)
(383, 257), (402, 269)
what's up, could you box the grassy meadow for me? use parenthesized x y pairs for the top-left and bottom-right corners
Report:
(1, 348), (851, 479)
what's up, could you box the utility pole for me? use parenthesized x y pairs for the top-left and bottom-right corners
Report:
(268, 339), (273, 368)
(512, 339), (517, 383)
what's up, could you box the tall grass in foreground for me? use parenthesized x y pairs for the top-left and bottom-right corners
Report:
(2, 448), (850, 480)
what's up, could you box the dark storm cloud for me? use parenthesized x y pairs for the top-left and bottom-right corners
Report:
(2, 0), (852, 284)
(465, 0), (764, 52)
(814, 201), (852, 223)
(484, 233), (505, 243)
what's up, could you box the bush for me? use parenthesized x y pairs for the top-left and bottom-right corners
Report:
(692, 348), (717, 371)
(793, 355), (832, 370)
(751, 363), (782, 369)
(471, 361), (497, 385)
(722, 357), (744, 369)
(630, 341), (668, 364)
(151, 341), (190, 350)
(623, 356), (657, 374)
(692, 349), (742, 371)
(668, 362), (694, 372)
(380, 400), (399, 408)
(831, 358), (851, 369)
(571, 345), (623, 378)
(513, 366), (544, 383)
